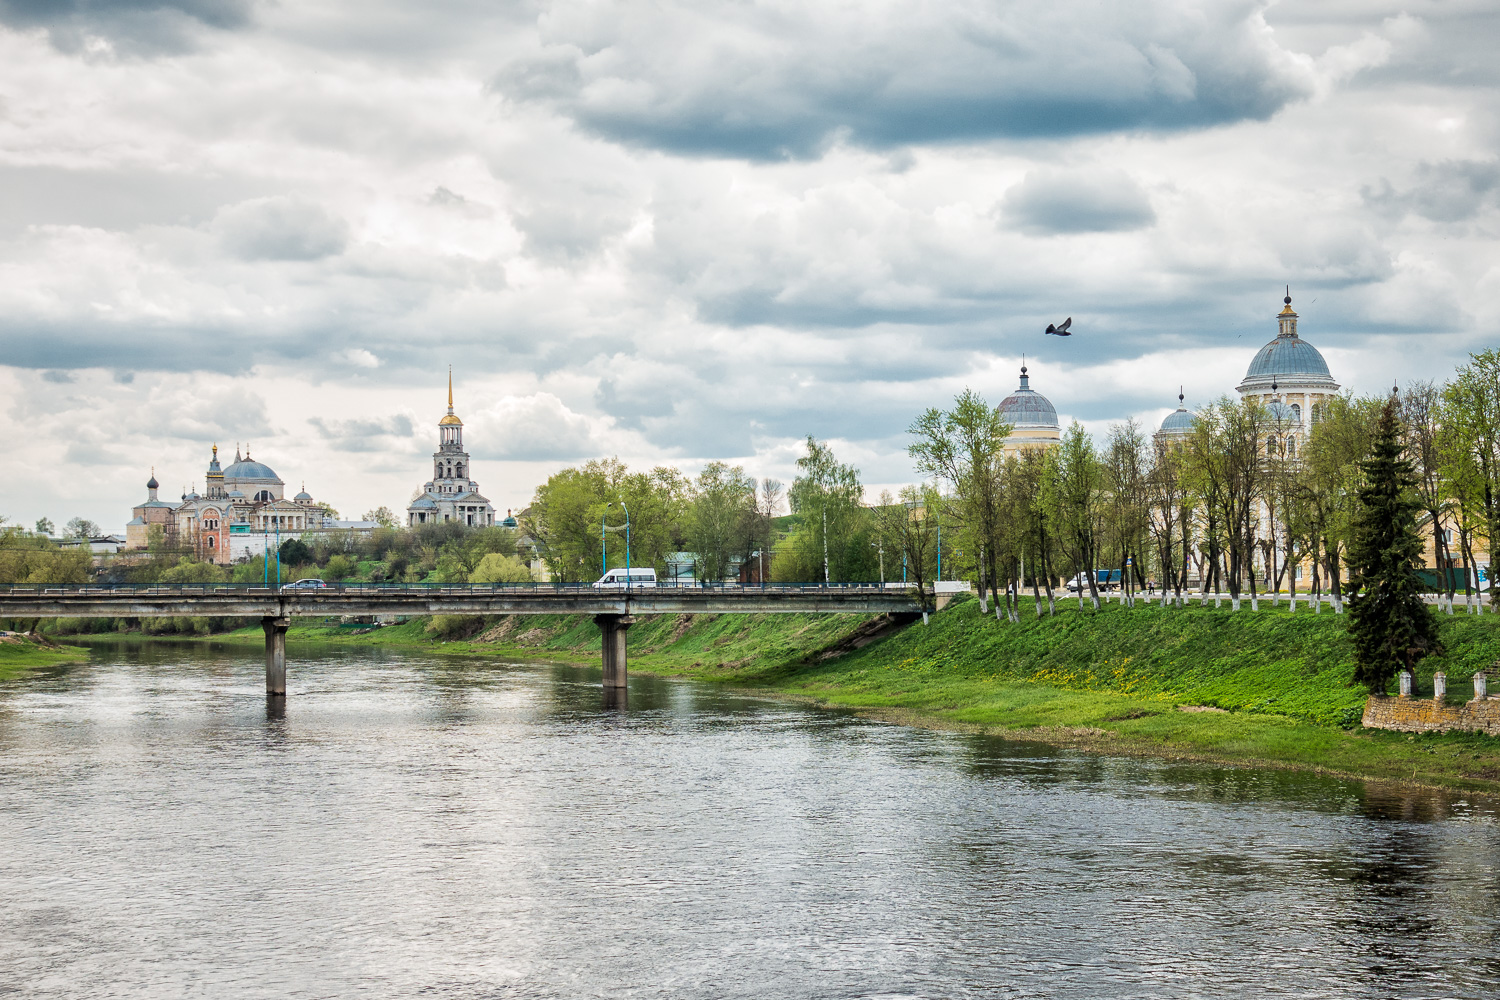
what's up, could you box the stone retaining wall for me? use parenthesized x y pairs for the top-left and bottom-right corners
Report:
(1363, 695), (1500, 736)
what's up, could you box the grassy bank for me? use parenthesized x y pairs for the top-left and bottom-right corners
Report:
(0, 633), (89, 680)
(68, 597), (1500, 792)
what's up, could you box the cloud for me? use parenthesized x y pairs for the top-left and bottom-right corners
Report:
(1364, 159), (1500, 223)
(466, 393), (606, 462)
(212, 196), (349, 261)
(0, 0), (254, 55)
(308, 414), (415, 453)
(1001, 168), (1157, 235)
(493, 0), (1315, 159)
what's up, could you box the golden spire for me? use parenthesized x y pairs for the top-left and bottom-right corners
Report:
(212, 443), (218, 458)
(448, 365), (453, 410)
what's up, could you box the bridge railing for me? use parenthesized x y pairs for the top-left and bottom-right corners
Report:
(0, 581), (925, 597)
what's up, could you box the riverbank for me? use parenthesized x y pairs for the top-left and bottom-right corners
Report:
(0, 632), (90, 680)
(68, 596), (1500, 793)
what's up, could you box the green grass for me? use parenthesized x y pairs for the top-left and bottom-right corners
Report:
(0, 635), (89, 679)
(60, 596), (1500, 792)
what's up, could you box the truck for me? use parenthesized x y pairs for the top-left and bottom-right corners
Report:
(1065, 569), (1123, 593)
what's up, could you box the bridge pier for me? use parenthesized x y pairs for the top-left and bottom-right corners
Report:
(594, 613), (633, 689)
(262, 616), (290, 696)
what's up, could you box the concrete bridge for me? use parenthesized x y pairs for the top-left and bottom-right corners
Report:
(0, 583), (931, 697)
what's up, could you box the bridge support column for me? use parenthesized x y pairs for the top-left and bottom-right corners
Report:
(262, 616), (290, 696)
(594, 614), (633, 689)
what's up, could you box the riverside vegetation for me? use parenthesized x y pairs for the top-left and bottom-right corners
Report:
(69, 594), (1500, 794)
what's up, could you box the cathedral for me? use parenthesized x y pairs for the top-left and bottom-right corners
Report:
(127, 445), (349, 565)
(406, 373), (496, 528)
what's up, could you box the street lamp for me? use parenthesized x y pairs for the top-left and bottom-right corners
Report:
(605, 501), (632, 589)
(871, 539), (884, 585)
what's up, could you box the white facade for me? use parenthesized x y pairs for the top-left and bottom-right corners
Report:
(407, 373), (495, 528)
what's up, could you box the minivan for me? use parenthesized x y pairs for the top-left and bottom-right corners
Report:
(591, 567), (657, 589)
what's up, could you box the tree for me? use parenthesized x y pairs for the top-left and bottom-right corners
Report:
(470, 552), (535, 584)
(687, 462), (756, 582)
(1043, 422), (1104, 608)
(787, 437), (865, 582)
(279, 538), (314, 565)
(908, 389), (1010, 613)
(65, 517), (100, 539)
(34, 517), (54, 536)
(363, 506), (399, 529)
(1346, 396), (1443, 694)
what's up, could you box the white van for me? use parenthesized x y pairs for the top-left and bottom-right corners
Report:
(591, 567), (657, 589)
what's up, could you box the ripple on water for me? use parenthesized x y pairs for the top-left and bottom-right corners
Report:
(0, 642), (1496, 999)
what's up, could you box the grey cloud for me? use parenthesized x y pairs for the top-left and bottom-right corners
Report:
(0, 0), (254, 55)
(492, 0), (1313, 159)
(41, 369), (76, 383)
(1364, 160), (1500, 223)
(0, 166), (269, 237)
(308, 414), (415, 453)
(213, 197), (349, 261)
(1001, 168), (1157, 235)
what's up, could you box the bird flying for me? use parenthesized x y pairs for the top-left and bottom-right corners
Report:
(1045, 317), (1072, 336)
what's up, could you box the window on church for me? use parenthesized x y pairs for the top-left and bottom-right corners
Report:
(1267, 435), (1276, 457)
(1287, 437), (1296, 459)
(1290, 403), (1301, 422)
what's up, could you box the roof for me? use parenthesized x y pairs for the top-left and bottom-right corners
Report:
(1245, 335), (1332, 381)
(439, 413), (463, 426)
(1158, 407), (1196, 435)
(223, 459), (282, 483)
(409, 495), (439, 509)
(999, 367), (1059, 429)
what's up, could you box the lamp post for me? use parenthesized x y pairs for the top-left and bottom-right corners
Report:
(601, 506), (608, 578)
(620, 500), (632, 590)
(872, 539), (884, 585)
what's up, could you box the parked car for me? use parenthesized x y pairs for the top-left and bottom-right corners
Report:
(283, 578), (328, 590)
(591, 568), (658, 589)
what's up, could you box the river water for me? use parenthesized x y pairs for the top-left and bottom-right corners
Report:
(1, 642), (1498, 999)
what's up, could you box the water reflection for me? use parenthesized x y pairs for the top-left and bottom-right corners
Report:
(0, 640), (1497, 999)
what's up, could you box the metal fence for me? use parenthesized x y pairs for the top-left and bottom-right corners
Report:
(0, 581), (924, 597)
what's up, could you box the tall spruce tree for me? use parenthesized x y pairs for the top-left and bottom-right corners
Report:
(1346, 396), (1442, 694)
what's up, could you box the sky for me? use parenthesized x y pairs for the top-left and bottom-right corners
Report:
(1, 0), (1498, 533)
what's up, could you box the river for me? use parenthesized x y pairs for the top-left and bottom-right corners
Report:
(1, 641), (1498, 998)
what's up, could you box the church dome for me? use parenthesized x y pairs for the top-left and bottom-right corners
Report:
(146, 472), (159, 490)
(1237, 293), (1339, 394)
(439, 413), (463, 426)
(1159, 407), (1196, 435)
(223, 459), (282, 483)
(1000, 367), (1059, 428)
(1245, 338), (1331, 381)
(295, 490), (312, 501)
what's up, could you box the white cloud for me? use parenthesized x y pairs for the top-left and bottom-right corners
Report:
(0, 1), (1498, 530)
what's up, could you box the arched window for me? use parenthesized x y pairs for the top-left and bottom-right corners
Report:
(1290, 403), (1301, 423)
(1287, 436), (1297, 459)
(455, 463), (464, 478)
(1267, 435), (1277, 457)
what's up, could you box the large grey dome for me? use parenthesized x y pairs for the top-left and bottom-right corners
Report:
(223, 459), (282, 483)
(1000, 368), (1059, 428)
(1245, 337), (1332, 381)
(1159, 407), (1196, 435)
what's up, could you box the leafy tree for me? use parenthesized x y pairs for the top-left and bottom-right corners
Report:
(65, 517), (100, 539)
(687, 462), (756, 582)
(908, 389), (1010, 613)
(322, 554), (357, 581)
(1043, 422), (1104, 608)
(279, 538), (314, 565)
(1346, 397), (1442, 694)
(787, 437), (865, 582)
(470, 553), (535, 583)
(34, 517), (54, 536)
(363, 506), (399, 529)
(158, 558), (229, 584)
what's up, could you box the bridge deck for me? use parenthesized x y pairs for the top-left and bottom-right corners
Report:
(0, 583), (929, 618)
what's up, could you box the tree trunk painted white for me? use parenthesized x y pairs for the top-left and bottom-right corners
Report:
(1250, 594), (1258, 612)
(1231, 596), (1241, 611)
